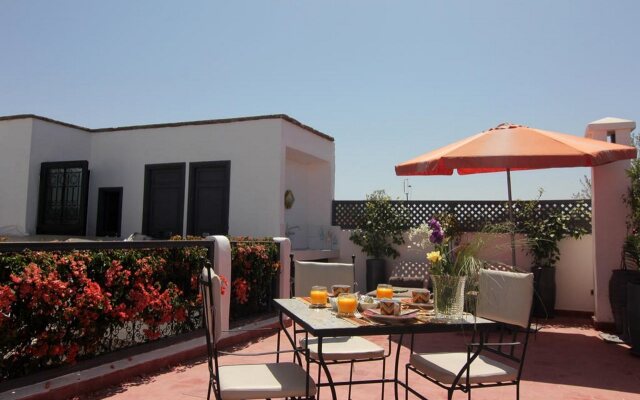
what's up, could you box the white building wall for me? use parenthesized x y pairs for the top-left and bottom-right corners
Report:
(0, 119), (33, 235)
(281, 121), (335, 248)
(586, 118), (636, 323)
(26, 119), (92, 233)
(335, 231), (595, 312)
(284, 156), (310, 249)
(88, 119), (284, 237)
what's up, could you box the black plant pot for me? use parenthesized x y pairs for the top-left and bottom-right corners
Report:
(366, 258), (387, 292)
(627, 281), (640, 356)
(533, 266), (556, 318)
(609, 269), (640, 334)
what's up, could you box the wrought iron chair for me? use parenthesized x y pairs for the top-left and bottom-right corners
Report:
(291, 255), (391, 399)
(401, 269), (534, 400)
(200, 267), (317, 400)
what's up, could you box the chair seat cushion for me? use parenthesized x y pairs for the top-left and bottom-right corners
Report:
(410, 352), (518, 385)
(300, 336), (385, 361)
(218, 362), (316, 399)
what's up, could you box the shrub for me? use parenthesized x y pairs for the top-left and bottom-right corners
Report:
(349, 190), (407, 259)
(0, 236), (280, 380)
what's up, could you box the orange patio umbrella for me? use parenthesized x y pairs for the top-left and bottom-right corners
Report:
(395, 123), (638, 265)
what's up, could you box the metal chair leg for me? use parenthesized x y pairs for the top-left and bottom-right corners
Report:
(348, 360), (354, 399)
(316, 362), (322, 399)
(404, 364), (409, 400)
(381, 356), (386, 400)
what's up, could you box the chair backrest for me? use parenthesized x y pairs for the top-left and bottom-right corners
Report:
(476, 269), (534, 328)
(483, 261), (525, 273)
(200, 267), (222, 346)
(293, 260), (355, 297)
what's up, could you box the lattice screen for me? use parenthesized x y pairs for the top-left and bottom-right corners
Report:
(332, 200), (592, 232)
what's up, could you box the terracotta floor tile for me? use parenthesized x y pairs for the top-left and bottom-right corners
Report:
(77, 317), (640, 400)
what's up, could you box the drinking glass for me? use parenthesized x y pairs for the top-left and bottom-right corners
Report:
(336, 293), (358, 317)
(309, 286), (328, 308)
(376, 283), (393, 299)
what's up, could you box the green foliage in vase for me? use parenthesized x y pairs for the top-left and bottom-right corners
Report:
(425, 215), (484, 277)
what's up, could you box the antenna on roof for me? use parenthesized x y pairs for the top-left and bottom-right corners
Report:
(403, 179), (412, 201)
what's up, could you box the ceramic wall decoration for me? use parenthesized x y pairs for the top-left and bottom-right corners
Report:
(284, 189), (295, 209)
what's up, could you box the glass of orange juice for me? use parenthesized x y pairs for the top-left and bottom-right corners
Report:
(309, 286), (328, 308)
(336, 293), (358, 317)
(376, 284), (394, 299)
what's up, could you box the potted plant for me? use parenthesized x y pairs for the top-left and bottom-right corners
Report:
(515, 189), (589, 318)
(620, 151), (640, 353)
(609, 235), (640, 337)
(349, 190), (407, 291)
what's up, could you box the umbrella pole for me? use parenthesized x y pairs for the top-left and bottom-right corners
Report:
(507, 168), (517, 266)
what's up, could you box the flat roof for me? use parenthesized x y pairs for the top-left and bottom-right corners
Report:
(0, 113), (334, 142)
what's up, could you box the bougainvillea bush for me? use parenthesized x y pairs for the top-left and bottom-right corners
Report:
(229, 238), (280, 320)
(0, 237), (280, 380)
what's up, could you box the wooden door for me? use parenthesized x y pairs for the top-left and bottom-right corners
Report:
(37, 161), (89, 235)
(142, 163), (185, 238)
(96, 187), (122, 237)
(187, 161), (230, 236)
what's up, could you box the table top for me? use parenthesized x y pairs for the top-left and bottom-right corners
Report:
(273, 298), (494, 337)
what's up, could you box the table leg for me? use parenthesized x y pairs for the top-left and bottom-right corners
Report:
(278, 311), (302, 365)
(394, 334), (404, 400)
(317, 337), (338, 400)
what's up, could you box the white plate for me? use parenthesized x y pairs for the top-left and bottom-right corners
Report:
(363, 309), (418, 324)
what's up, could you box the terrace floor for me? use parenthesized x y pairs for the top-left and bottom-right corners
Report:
(75, 317), (640, 400)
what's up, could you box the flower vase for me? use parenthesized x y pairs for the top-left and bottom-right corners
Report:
(432, 275), (466, 319)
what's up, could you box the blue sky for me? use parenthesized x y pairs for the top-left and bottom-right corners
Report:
(1, 1), (638, 200)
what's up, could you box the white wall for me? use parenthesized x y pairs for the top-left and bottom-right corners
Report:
(0, 118), (33, 235)
(88, 119), (284, 237)
(587, 118), (636, 323)
(284, 154), (310, 249)
(334, 230), (595, 312)
(281, 121), (334, 247)
(26, 120), (92, 233)
(555, 235), (594, 312)
(0, 116), (335, 240)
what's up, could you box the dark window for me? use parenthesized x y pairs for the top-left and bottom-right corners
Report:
(142, 163), (186, 239)
(188, 161), (230, 236)
(96, 187), (123, 237)
(37, 161), (90, 235)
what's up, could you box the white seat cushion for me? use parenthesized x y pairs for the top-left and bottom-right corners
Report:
(300, 336), (385, 361)
(410, 352), (517, 385)
(218, 362), (316, 399)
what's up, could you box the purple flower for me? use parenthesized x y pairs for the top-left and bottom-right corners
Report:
(428, 218), (442, 231)
(430, 230), (444, 244)
(428, 218), (444, 244)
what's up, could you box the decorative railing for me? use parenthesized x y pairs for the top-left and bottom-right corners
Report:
(332, 199), (592, 232)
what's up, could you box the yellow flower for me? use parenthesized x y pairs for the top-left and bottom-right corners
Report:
(426, 251), (443, 264)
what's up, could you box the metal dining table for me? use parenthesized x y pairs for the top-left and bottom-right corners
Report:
(273, 298), (495, 400)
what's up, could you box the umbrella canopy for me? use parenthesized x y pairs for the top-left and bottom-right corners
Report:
(395, 123), (637, 176)
(395, 123), (638, 266)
